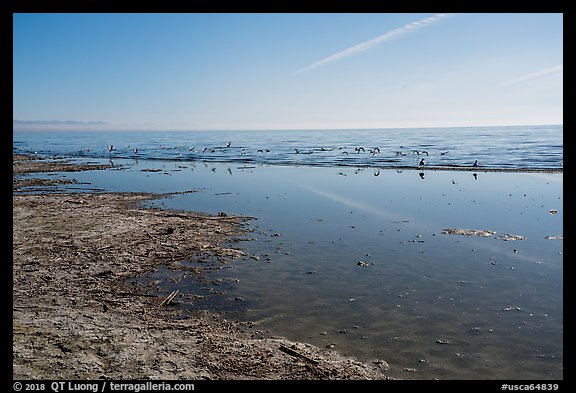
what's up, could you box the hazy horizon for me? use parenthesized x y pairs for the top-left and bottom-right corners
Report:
(12, 119), (563, 133)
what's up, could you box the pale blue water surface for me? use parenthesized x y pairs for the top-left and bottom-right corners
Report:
(13, 127), (563, 380)
(13, 125), (563, 170)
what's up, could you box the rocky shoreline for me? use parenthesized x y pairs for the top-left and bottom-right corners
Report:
(12, 154), (392, 380)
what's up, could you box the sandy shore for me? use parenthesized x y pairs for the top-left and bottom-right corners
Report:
(12, 154), (393, 380)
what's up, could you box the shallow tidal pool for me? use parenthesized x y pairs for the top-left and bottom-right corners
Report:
(67, 159), (563, 380)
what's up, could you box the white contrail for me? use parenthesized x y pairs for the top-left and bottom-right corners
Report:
(497, 64), (563, 88)
(299, 183), (401, 221)
(297, 13), (453, 73)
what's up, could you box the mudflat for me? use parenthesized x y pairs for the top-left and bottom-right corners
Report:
(12, 154), (392, 380)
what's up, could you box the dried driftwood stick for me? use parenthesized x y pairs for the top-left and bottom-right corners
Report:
(279, 344), (319, 365)
(160, 290), (179, 306)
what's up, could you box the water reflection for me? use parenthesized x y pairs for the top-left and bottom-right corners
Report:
(64, 159), (562, 380)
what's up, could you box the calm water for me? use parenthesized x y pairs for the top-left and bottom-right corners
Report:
(13, 126), (563, 380)
(13, 125), (563, 170)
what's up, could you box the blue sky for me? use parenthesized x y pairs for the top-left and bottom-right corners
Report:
(13, 13), (563, 130)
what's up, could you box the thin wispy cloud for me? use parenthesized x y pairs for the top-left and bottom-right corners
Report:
(497, 64), (563, 88)
(297, 13), (453, 74)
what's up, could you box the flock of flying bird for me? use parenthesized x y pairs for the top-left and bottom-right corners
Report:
(104, 143), (480, 168)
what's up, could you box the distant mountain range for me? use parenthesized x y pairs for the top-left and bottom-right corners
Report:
(12, 120), (189, 131)
(13, 120), (115, 131)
